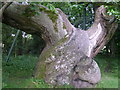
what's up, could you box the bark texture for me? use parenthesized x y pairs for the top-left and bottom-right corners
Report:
(1, 3), (117, 88)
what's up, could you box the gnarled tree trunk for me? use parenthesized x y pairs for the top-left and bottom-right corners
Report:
(1, 2), (117, 88)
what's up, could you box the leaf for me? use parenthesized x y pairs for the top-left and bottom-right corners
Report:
(47, 4), (57, 13)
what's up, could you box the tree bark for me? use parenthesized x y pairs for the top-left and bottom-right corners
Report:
(110, 38), (116, 57)
(1, 3), (118, 88)
(0, 2), (12, 21)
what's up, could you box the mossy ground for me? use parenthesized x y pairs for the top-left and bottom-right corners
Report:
(2, 54), (118, 88)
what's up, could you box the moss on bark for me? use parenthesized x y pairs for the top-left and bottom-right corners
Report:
(34, 36), (68, 79)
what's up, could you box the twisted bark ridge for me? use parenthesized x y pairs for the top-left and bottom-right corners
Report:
(2, 3), (117, 88)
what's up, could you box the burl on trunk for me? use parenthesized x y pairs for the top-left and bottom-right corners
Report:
(2, 2), (117, 88)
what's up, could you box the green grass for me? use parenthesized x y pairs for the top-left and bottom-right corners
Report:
(95, 55), (118, 88)
(2, 54), (119, 88)
(96, 73), (118, 88)
(2, 55), (38, 88)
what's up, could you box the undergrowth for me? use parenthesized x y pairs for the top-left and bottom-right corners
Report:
(2, 54), (118, 88)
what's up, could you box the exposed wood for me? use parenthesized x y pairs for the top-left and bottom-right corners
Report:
(87, 5), (118, 58)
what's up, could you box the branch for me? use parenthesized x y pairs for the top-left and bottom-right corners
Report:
(87, 5), (118, 58)
(0, 2), (12, 21)
(2, 2), (75, 46)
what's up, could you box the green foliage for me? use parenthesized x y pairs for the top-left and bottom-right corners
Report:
(2, 24), (18, 54)
(45, 10), (58, 23)
(95, 54), (118, 74)
(51, 2), (94, 29)
(23, 2), (57, 17)
(46, 4), (57, 13)
(95, 55), (118, 88)
(106, 5), (120, 21)
(30, 35), (45, 55)
(2, 24), (46, 56)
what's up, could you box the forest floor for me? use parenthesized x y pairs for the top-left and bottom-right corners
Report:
(2, 54), (119, 88)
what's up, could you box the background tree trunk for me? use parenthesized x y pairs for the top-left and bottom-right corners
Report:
(16, 31), (23, 55)
(110, 38), (116, 57)
(1, 2), (118, 88)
